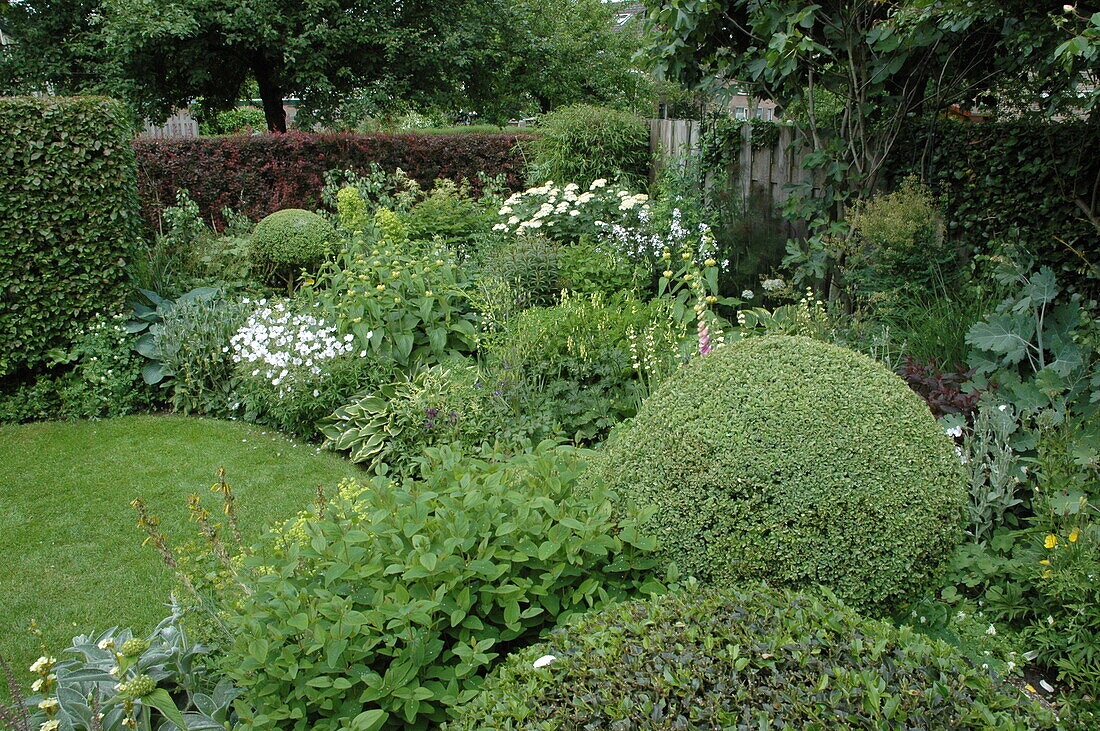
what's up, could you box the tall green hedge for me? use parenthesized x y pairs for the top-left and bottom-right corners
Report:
(0, 96), (142, 379)
(886, 119), (1099, 296)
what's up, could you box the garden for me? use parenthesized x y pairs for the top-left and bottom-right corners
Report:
(1, 4), (1099, 731)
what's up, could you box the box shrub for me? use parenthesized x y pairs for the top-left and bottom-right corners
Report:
(225, 442), (668, 729)
(0, 96), (142, 379)
(249, 208), (337, 289)
(449, 585), (1052, 729)
(133, 132), (534, 230)
(527, 105), (650, 187)
(588, 335), (967, 610)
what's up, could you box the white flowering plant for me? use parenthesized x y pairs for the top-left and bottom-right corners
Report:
(492, 179), (650, 243)
(229, 299), (378, 437)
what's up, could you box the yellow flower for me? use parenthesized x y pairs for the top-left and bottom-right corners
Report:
(376, 284), (386, 291)
(662, 270), (673, 278)
(1069, 528), (1079, 543)
(1039, 559), (1050, 565)
(704, 258), (717, 267)
(1044, 534), (1058, 549)
(1043, 569), (1052, 578)
(1025, 684), (1037, 693)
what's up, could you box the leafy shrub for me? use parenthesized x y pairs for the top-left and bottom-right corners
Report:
(449, 585), (1052, 730)
(225, 442), (669, 730)
(589, 335), (968, 609)
(493, 179), (649, 243)
(887, 119), (1099, 297)
(528, 105), (649, 186)
(477, 234), (562, 309)
(23, 603), (238, 731)
(839, 178), (957, 308)
(153, 295), (251, 416)
(557, 241), (646, 296)
(483, 292), (688, 443)
(229, 299), (379, 437)
(249, 209), (337, 290)
(0, 96), (142, 379)
(403, 178), (492, 251)
(133, 132), (534, 230)
(55, 313), (158, 419)
(200, 105), (268, 135)
(299, 239), (480, 370)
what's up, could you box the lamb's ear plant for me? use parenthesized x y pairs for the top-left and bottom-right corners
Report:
(21, 599), (238, 731)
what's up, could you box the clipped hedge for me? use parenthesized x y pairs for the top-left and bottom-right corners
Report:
(133, 132), (535, 230)
(589, 335), (967, 609)
(250, 208), (336, 275)
(886, 119), (1100, 296)
(0, 96), (142, 379)
(450, 585), (1052, 729)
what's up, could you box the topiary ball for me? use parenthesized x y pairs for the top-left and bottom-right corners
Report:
(448, 586), (1052, 730)
(589, 335), (966, 609)
(249, 208), (336, 271)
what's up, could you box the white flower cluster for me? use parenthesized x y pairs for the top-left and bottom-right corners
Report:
(229, 299), (364, 397)
(492, 179), (648, 234)
(596, 207), (723, 267)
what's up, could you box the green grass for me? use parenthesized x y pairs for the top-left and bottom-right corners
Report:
(0, 415), (359, 681)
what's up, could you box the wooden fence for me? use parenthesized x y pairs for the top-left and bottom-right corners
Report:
(140, 109), (199, 139)
(649, 118), (824, 218)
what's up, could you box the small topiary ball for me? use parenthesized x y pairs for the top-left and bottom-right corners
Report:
(249, 208), (336, 271)
(589, 335), (966, 609)
(448, 586), (1052, 730)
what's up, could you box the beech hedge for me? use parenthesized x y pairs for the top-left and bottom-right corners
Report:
(132, 132), (535, 230)
(0, 96), (142, 380)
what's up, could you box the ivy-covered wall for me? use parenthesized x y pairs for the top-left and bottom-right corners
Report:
(0, 96), (142, 380)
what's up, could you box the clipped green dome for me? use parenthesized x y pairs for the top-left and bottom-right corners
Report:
(449, 586), (1050, 729)
(249, 208), (336, 269)
(589, 335), (966, 608)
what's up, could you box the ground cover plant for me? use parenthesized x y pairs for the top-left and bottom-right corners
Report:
(449, 585), (1053, 729)
(0, 416), (357, 684)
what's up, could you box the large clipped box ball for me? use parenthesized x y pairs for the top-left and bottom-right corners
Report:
(590, 335), (966, 609)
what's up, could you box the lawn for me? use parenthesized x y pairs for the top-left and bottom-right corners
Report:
(0, 415), (359, 680)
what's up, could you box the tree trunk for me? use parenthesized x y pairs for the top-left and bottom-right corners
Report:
(253, 54), (287, 133)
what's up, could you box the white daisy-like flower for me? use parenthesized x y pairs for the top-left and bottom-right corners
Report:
(532, 654), (556, 668)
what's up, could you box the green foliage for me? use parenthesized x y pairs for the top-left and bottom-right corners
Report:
(940, 421), (1100, 697)
(557, 241), (646, 296)
(23, 603), (237, 731)
(960, 400), (1027, 544)
(840, 178), (958, 309)
(887, 120), (1100, 295)
(477, 234), (563, 309)
(0, 96), (142, 379)
(250, 209), (337, 290)
(319, 363), (489, 476)
(321, 165), (423, 218)
(153, 295), (250, 416)
(450, 585), (1052, 730)
(403, 179), (492, 252)
(527, 105), (650, 187)
(484, 292), (688, 443)
(590, 335), (967, 610)
(225, 442), (669, 730)
(200, 105), (267, 135)
(299, 241), (479, 370)
(965, 260), (1099, 424)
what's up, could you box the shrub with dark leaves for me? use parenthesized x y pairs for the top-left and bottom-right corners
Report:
(898, 356), (981, 420)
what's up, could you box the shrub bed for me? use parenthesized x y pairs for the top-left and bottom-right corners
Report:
(449, 585), (1052, 729)
(133, 132), (535, 230)
(589, 335), (967, 609)
(0, 95), (142, 379)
